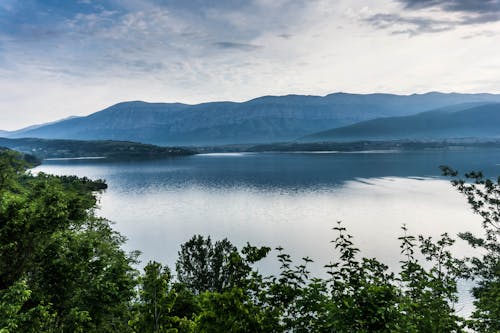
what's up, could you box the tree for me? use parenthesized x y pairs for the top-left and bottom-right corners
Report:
(0, 149), (37, 192)
(442, 167), (500, 332)
(194, 288), (267, 333)
(131, 261), (179, 333)
(0, 150), (138, 332)
(398, 225), (466, 332)
(0, 279), (54, 333)
(176, 235), (269, 294)
(321, 222), (402, 332)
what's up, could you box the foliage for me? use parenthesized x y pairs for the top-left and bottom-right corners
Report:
(398, 226), (466, 332)
(130, 261), (179, 333)
(194, 288), (267, 333)
(0, 149), (34, 191)
(0, 150), (138, 332)
(175, 235), (269, 294)
(0, 279), (54, 333)
(441, 166), (500, 332)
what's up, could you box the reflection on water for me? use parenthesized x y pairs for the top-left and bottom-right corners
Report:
(35, 150), (500, 316)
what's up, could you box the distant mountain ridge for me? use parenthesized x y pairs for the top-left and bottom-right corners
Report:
(4, 92), (500, 145)
(301, 103), (500, 142)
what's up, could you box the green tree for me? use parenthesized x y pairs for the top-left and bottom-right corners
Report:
(398, 226), (466, 332)
(0, 149), (37, 192)
(0, 279), (54, 333)
(194, 288), (266, 333)
(321, 222), (401, 332)
(442, 167), (500, 332)
(176, 235), (269, 294)
(30, 216), (138, 333)
(260, 247), (321, 332)
(0, 150), (138, 332)
(131, 261), (179, 333)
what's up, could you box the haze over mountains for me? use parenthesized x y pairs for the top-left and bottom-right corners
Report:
(3, 92), (500, 145)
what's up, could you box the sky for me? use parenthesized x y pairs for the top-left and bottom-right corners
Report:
(1, 0), (500, 130)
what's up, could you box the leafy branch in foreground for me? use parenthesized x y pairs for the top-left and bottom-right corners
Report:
(441, 166), (500, 332)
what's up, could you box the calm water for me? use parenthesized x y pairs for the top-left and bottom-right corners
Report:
(35, 149), (500, 315)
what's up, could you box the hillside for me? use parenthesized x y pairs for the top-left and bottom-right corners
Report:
(301, 103), (500, 142)
(5, 92), (500, 145)
(0, 137), (195, 160)
(247, 140), (500, 153)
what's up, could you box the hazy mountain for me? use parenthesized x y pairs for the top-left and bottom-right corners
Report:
(301, 103), (500, 142)
(11, 116), (79, 134)
(1, 116), (82, 138)
(8, 92), (500, 145)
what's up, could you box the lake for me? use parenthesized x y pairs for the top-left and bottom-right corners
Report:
(35, 149), (500, 315)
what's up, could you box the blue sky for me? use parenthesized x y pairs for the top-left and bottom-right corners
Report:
(1, 0), (500, 129)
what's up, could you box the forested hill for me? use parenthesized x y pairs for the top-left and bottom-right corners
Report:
(0, 146), (41, 166)
(301, 103), (500, 142)
(247, 139), (500, 153)
(0, 137), (195, 160)
(5, 92), (500, 145)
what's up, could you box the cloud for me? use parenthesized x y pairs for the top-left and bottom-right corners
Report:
(365, 13), (455, 36)
(366, 0), (500, 36)
(0, 0), (315, 86)
(461, 29), (498, 39)
(399, 0), (500, 24)
(398, 0), (500, 13)
(126, 60), (165, 72)
(212, 42), (262, 51)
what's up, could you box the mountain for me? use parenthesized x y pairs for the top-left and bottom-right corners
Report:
(0, 116), (81, 138)
(8, 116), (81, 134)
(8, 92), (500, 145)
(301, 103), (500, 142)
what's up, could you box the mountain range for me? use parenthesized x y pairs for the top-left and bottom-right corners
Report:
(301, 103), (500, 142)
(3, 92), (500, 145)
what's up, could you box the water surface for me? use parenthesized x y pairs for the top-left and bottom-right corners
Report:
(35, 149), (500, 315)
